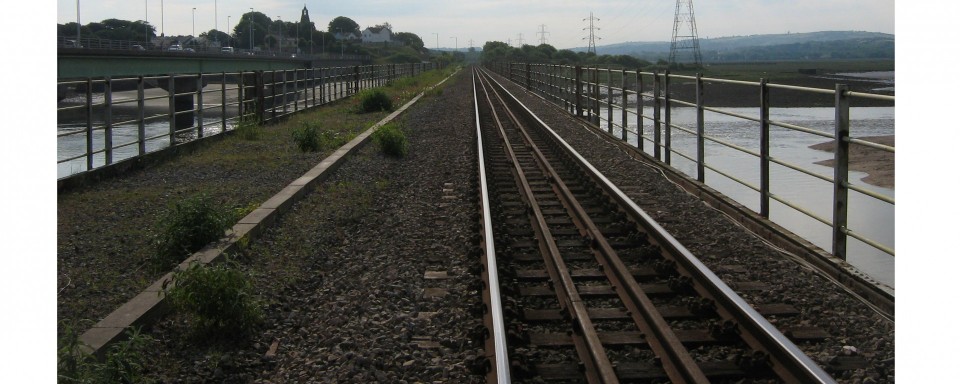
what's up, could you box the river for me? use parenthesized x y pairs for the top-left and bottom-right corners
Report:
(611, 105), (895, 288)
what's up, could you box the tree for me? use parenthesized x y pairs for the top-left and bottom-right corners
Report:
(58, 19), (155, 43)
(199, 29), (231, 47)
(553, 49), (580, 65)
(393, 32), (424, 51)
(235, 12), (272, 50)
(328, 16), (360, 35)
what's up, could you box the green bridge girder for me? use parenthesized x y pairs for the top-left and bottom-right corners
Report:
(58, 50), (328, 79)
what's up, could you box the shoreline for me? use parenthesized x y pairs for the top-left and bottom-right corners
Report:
(810, 135), (894, 189)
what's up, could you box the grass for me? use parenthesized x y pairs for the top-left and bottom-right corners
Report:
(292, 121), (322, 152)
(234, 115), (263, 141)
(57, 66), (456, 348)
(58, 322), (154, 383)
(151, 193), (234, 270)
(373, 122), (408, 158)
(356, 88), (394, 113)
(164, 259), (263, 340)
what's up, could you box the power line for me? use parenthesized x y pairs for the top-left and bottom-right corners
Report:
(582, 11), (600, 54)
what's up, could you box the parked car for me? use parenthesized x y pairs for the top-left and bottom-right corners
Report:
(168, 44), (182, 51)
(132, 44), (146, 51)
(221, 47), (235, 54)
(65, 40), (82, 48)
(184, 47), (195, 53)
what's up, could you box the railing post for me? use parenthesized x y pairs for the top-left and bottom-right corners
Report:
(196, 73), (204, 138)
(653, 71), (661, 161)
(293, 69), (300, 113)
(593, 67), (600, 125)
(607, 67), (613, 133)
(663, 69), (672, 165)
(256, 71), (265, 124)
(636, 69), (643, 151)
(530, 63), (535, 92)
(238, 71), (245, 123)
(319, 68), (325, 104)
(282, 70), (289, 115)
(137, 76), (145, 155)
(168, 74), (176, 146)
(354, 65), (360, 95)
(832, 84), (851, 260)
(103, 77), (113, 165)
(760, 78), (771, 218)
(221, 72), (228, 132)
(575, 65), (583, 118)
(621, 69), (628, 142)
(311, 68), (317, 107)
(696, 72), (704, 182)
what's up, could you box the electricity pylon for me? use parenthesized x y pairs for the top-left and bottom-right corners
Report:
(669, 0), (703, 68)
(583, 12), (600, 54)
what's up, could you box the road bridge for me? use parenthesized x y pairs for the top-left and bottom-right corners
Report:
(57, 48), (367, 79)
(58, 48), (373, 129)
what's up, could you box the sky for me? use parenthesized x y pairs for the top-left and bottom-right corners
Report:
(56, 0), (895, 50)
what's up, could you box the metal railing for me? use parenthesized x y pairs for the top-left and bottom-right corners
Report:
(489, 62), (894, 263)
(58, 62), (435, 180)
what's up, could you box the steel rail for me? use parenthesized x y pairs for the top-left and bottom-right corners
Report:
(471, 69), (512, 383)
(483, 68), (838, 383)
(477, 71), (618, 384)
(479, 68), (712, 384)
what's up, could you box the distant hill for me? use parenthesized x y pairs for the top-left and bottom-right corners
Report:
(575, 31), (894, 62)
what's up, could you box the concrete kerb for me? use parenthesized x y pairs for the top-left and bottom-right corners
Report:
(77, 67), (462, 359)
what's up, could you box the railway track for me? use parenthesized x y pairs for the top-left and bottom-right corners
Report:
(471, 67), (838, 383)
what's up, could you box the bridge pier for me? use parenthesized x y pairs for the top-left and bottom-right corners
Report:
(154, 76), (209, 129)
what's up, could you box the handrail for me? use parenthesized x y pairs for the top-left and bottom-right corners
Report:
(58, 62), (437, 179)
(487, 62), (895, 275)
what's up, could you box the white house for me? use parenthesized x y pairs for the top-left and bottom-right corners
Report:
(361, 26), (392, 43)
(333, 31), (360, 41)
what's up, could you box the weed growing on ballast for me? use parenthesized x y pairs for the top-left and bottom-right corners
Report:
(373, 122), (408, 158)
(164, 259), (263, 340)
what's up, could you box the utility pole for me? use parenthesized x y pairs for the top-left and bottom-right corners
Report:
(669, 0), (704, 68)
(583, 12), (600, 55)
(249, 8), (254, 50)
(432, 33), (439, 50)
(76, 0), (80, 43)
(214, 0), (218, 46)
(537, 24), (549, 45)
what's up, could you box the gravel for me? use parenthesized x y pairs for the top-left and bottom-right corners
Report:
(139, 69), (486, 383)
(59, 66), (893, 382)
(489, 69), (894, 383)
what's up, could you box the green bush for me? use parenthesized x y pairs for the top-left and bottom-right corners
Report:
(165, 260), (263, 340)
(153, 193), (232, 269)
(357, 88), (393, 113)
(373, 122), (408, 158)
(58, 322), (153, 383)
(292, 121), (321, 152)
